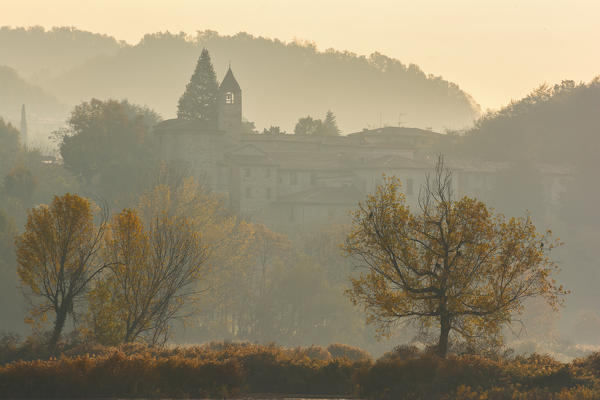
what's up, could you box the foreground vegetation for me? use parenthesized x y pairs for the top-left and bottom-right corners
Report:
(1, 340), (600, 399)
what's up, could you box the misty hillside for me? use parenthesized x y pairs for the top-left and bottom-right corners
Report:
(0, 65), (66, 121)
(446, 79), (600, 331)
(0, 26), (123, 80)
(457, 79), (600, 164)
(0, 28), (480, 132)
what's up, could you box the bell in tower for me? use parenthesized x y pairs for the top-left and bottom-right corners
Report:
(217, 66), (242, 136)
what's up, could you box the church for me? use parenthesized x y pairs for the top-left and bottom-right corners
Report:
(154, 64), (569, 233)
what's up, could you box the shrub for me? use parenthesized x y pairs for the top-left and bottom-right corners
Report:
(327, 343), (372, 361)
(380, 343), (423, 361)
(2, 341), (600, 399)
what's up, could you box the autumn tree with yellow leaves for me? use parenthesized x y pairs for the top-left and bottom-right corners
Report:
(87, 208), (207, 345)
(344, 157), (567, 357)
(15, 193), (109, 351)
(87, 179), (219, 345)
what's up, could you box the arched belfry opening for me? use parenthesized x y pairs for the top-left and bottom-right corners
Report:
(225, 91), (235, 104)
(218, 66), (242, 135)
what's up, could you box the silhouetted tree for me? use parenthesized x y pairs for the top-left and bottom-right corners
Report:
(0, 209), (21, 330)
(0, 209), (16, 273)
(4, 166), (36, 205)
(262, 126), (287, 135)
(56, 99), (158, 202)
(322, 110), (341, 136)
(241, 119), (257, 134)
(294, 116), (322, 135)
(177, 48), (219, 123)
(0, 118), (21, 174)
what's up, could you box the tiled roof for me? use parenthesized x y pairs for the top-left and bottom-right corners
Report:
(220, 67), (241, 92)
(347, 126), (442, 137)
(153, 118), (220, 135)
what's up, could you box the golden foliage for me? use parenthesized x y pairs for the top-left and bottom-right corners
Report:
(15, 193), (107, 349)
(3, 341), (600, 399)
(87, 201), (207, 345)
(344, 159), (567, 356)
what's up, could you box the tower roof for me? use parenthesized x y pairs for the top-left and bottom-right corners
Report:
(220, 67), (241, 92)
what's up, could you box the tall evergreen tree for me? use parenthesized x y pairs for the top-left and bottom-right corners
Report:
(177, 48), (219, 123)
(322, 110), (341, 136)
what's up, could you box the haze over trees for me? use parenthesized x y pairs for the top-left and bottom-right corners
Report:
(55, 98), (161, 205)
(0, 27), (480, 133)
(0, 26), (123, 79)
(1, 24), (599, 367)
(441, 79), (600, 333)
(0, 65), (65, 120)
(344, 159), (565, 357)
(456, 79), (600, 164)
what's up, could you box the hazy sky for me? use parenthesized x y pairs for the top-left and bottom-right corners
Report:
(2, 0), (599, 110)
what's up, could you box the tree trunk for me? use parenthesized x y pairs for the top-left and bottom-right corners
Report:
(437, 314), (451, 357)
(48, 307), (68, 352)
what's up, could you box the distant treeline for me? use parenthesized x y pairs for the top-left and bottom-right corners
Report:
(0, 26), (480, 132)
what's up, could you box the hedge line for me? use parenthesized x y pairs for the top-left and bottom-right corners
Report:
(2, 342), (600, 399)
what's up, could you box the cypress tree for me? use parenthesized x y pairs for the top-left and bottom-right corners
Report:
(177, 48), (219, 123)
(322, 110), (341, 135)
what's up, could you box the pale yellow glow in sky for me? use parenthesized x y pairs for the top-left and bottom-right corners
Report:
(2, 0), (599, 110)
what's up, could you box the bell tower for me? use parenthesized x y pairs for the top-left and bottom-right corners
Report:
(218, 66), (242, 136)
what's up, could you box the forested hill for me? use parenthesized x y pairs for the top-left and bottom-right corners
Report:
(0, 27), (480, 133)
(0, 27), (123, 79)
(0, 65), (66, 121)
(449, 79), (600, 317)
(456, 79), (600, 164)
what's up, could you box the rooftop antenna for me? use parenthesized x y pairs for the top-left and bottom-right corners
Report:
(398, 112), (405, 127)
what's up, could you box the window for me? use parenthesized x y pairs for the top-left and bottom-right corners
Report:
(245, 187), (251, 198)
(244, 168), (251, 178)
(290, 171), (298, 185)
(266, 188), (272, 199)
(406, 178), (414, 195)
(225, 92), (235, 104)
(289, 206), (295, 221)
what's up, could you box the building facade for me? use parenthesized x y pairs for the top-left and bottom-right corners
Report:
(154, 67), (570, 233)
